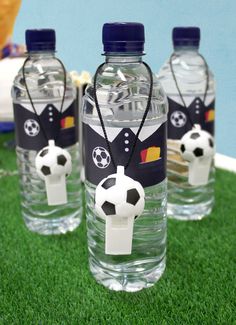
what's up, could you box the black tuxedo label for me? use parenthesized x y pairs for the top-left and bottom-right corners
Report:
(13, 99), (78, 151)
(83, 121), (167, 188)
(167, 97), (215, 139)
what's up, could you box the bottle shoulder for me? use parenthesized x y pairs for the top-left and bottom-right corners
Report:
(12, 57), (76, 102)
(158, 52), (214, 78)
(157, 52), (215, 95)
(86, 61), (165, 96)
(83, 61), (168, 122)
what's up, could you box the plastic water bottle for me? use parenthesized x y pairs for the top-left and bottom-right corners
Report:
(158, 27), (215, 220)
(83, 22), (168, 291)
(12, 29), (82, 234)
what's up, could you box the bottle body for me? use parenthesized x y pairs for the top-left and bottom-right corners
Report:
(12, 52), (82, 234)
(158, 49), (215, 220)
(83, 56), (168, 291)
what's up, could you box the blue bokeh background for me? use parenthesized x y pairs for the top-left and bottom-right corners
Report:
(13, 0), (236, 157)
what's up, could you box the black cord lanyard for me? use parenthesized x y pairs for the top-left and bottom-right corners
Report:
(22, 56), (67, 143)
(169, 52), (209, 127)
(93, 61), (153, 170)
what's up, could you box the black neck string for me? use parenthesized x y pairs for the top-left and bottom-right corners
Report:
(169, 52), (209, 127)
(93, 61), (153, 170)
(22, 55), (67, 143)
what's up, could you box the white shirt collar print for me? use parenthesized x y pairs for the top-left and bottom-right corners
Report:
(88, 122), (163, 143)
(18, 97), (74, 115)
(168, 93), (215, 107)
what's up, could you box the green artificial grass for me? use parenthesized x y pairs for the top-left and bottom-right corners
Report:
(0, 133), (235, 324)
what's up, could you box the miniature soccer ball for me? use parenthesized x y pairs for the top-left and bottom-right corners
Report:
(95, 166), (145, 220)
(95, 166), (145, 255)
(24, 119), (40, 137)
(35, 140), (72, 205)
(36, 140), (72, 179)
(180, 127), (214, 162)
(170, 111), (187, 128)
(92, 146), (110, 169)
(180, 125), (214, 186)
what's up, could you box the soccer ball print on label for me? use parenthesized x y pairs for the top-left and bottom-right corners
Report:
(24, 119), (40, 137)
(170, 111), (187, 128)
(92, 147), (111, 169)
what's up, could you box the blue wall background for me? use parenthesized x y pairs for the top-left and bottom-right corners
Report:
(13, 0), (236, 157)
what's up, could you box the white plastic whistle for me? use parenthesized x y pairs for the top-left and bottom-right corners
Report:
(180, 125), (215, 186)
(35, 140), (72, 206)
(105, 214), (135, 255)
(95, 166), (145, 255)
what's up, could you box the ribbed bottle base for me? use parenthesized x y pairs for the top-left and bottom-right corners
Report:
(89, 256), (166, 292)
(23, 210), (82, 235)
(167, 198), (214, 221)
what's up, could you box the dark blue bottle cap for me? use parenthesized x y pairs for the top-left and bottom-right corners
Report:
(103, 22), (145, 54)
(25, 29), (56, 52)
(172, 27), (200, 48)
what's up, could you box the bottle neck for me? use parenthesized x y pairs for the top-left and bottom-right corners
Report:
(28, 50), (55, 59)
(174, 46), (199, 54)
(105, 54), (143, 64)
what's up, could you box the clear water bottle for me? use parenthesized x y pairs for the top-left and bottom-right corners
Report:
(12, 29), (82, 234)
(158, 27), (215, 220)
(83, 22), (168, 291)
